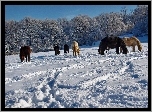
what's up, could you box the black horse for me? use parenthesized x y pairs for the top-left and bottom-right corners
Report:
(64, 44), (69, 54)
(19, 46), (32, 62)
(98, 35), (128, 55)
(54, 44), (60, 55)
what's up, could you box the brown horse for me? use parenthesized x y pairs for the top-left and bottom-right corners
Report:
(120, 36), (142, 52)
(19, 46), (32, 62)
(72, 41), (80, 56)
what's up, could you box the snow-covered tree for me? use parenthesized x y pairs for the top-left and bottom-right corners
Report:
(95, 12), (127, 38)
(131, 5), (148, 36)
(5, 20), (20, 54)
(69, 15), (95, 46)
(57, 18), (71, 47)
(5, 5), (148, 55)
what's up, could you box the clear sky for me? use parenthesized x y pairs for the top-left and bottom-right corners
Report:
(5, 5), (137, 21)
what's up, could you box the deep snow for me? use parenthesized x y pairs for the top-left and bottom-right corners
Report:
(5, 36), (148, 108)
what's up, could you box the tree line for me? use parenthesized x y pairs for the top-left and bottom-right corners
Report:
(5, 5), (148, 55)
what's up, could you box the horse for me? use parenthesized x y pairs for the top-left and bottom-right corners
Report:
(98, 35), (128, 55)
(120, 36), (142, 52)
(19, 46), (32, 62)
(72, 41), (80, 56)
(64, 44), (69, 54)
(54, 44), (60, 55)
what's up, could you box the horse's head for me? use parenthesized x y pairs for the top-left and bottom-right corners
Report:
(58, 50), (60, 54)
(123, 47), (128, 54)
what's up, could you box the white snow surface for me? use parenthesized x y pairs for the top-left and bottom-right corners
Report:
(5, 41), (148, 108)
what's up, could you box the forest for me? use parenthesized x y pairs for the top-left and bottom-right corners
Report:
(5, 5), (148, 55)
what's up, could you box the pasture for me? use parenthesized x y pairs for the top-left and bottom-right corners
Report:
(5, 41), (148, 108)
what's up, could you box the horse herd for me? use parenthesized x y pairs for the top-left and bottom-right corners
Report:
(19, 35), (142, 62)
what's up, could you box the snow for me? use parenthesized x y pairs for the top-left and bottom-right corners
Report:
(5, 39), (148, 108)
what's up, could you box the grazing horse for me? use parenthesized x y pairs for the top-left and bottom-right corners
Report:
(98, 35), (128, 55)
(120, 36), (142, 52)
(54, 44), (60, 55)
(64, 44), (69, 54)
(72, 41), (80, 56)
(19, 46), (31, 62)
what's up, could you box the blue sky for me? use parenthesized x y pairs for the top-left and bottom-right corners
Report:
(5, 5), (137, 21)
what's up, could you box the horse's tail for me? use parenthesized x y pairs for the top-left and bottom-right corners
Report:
(132, 36), (142, 51)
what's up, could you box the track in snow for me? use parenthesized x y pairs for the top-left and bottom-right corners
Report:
(5, 43), (148, 108)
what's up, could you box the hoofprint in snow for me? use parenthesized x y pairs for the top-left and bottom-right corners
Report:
(5, 43), (148, 108)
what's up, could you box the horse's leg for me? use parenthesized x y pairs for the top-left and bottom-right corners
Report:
(120, 47), (123, 53)
(132, 45), (135, 52)
(98, 49), (100, 54)
(20, 55), (22, 62)
(73, 46), (76, 56)
(64, 50), (66, 53)
(116, 46), (119, 54)
(28, 54), (30, 62)
(21, 55), (24, 62)
(21, 57), (23, 62)
(77, 49), (79, 55)
(137, 45), (142, 51)
(57, 50), (59, 55)
(73, 50), (74, 56)
(101, 45), (106, 55)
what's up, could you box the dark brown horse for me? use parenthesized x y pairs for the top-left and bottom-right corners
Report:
(98, 35), (128, 55)
(19, 46), (32, 62)
(54, 44), (60, 55)
(64, 44), (69, 54)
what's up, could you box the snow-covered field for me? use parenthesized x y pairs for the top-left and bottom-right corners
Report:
(5, 40), (148, 108)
